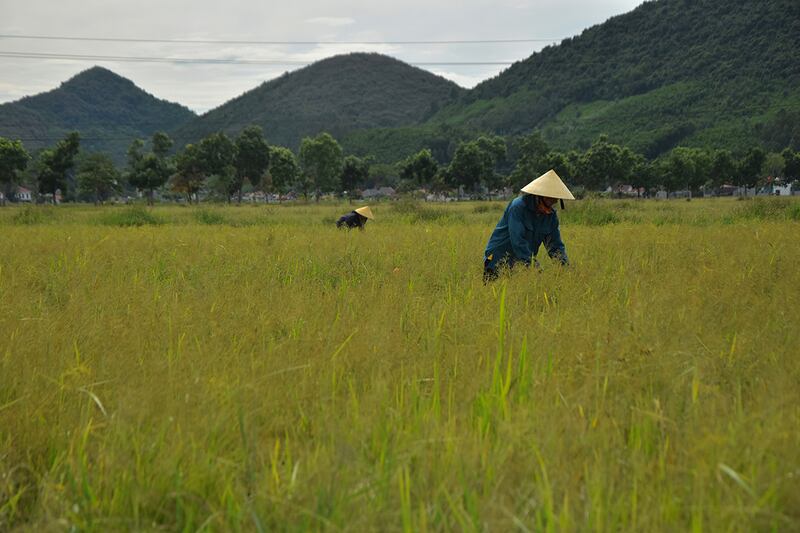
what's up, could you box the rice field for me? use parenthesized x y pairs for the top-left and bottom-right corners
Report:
(1, 197), (799, 531)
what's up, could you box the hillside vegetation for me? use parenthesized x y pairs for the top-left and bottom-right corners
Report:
(2, 0), (799, 166)
(431, 0), (800, 156)
(172, 53), (464, 151)
(0, 67), (196, 161)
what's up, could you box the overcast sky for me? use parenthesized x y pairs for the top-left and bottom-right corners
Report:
(0, 0), (642, 114)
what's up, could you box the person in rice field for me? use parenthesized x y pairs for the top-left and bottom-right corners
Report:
(483, 170), (574, 282)
(336, 205), (374, 230)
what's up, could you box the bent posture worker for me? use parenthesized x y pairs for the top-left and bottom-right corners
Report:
(483, 170), (574, 281)
(336, 206), (374, 230)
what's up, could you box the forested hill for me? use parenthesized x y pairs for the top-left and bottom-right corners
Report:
(172, 53), (465, 150)
(0, 67), (196, 161)
(430, 0), (800, 157)
(3, 0), (799, 165)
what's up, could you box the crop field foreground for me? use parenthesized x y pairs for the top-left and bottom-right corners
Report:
(1, 198), (799, 531)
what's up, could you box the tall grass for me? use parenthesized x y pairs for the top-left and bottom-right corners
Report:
(11, 205), (60, 225)
(730, 197), (800, 221)
(98, 206), (163, 226)
(391, 198), (465, 223)
(0, 198), (798, 530)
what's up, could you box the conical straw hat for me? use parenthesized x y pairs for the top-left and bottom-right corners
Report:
(520, 170), (575, 200)
(354, 206), (374, 220)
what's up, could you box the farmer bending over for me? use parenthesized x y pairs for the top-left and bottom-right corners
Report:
(483, 170), (573, 282)
(336, 206), (374, 230)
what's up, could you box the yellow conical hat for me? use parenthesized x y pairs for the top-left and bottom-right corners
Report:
(354, 206), (374, 220)
(520, 170), (575, 200)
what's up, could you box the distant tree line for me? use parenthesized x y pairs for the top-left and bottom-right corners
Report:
(2, 127), (800, 205)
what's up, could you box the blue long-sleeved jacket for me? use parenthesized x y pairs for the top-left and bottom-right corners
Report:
(336, 211), (367, 229)
(483, 195), (568, 270)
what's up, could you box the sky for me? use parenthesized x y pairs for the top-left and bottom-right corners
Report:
(0, 0), (643, 114)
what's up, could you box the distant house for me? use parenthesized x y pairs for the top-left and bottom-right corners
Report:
(40, 189), (63, 204)
(426, 192), (455, 202)
(362, 187), (396, 199)
(16, 186), (33, 202)
(718, 185), (756, 197)
(242, 191), (267, 203)
(760, 179), (793, 196)
(613, 184), (640, 197)
(773, 184), (792, 196)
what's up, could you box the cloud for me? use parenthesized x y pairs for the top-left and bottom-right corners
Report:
(305, 17), (356, 27)
(428, 70), (495, 89)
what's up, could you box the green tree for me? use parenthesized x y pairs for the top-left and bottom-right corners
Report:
(446, 141), (494, 193)
(662, 147), (711, 194)
(127, 132), (175, 205)
(340, 155), (372, 194)
(266, 146), (299, 201)
(782, 148), (800, 180)
(0, 138), (30, 206)
(299, 133), (343, 201)
(77, 153), (121, 205)
(172, 144), (205, 204)
(198, 133), (237, 201)
(36, 132), (80, 204)
(476, 135), (508, 190)
(709, 149), (737, 188)
(399, 149), (438, 190)
(737, 147), (766, 189)
(576, 135), (637, 191)
(367, 163), (400, 189)
(762, 152), (785, 180)
(152, 132), (173, 159)
(429, 171), (449, 194)
(475, 135), (507, 167)
(233, 126), (270, 203)
(446, 136), (509, 193)
(630, 155), (654, 197)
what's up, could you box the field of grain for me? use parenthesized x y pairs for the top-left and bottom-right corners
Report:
(1, 198), (799, 531)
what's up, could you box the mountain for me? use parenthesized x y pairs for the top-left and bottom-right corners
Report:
(3, 0), (799, 167)
(430, 0), (800, 157)
(0, 67), (196, 161)
(172, 52), (464, 150)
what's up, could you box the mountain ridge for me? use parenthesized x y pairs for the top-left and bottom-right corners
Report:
(0, 66), (196, 161)
(2, 0), (799, 164)
(171, 52), (465, 150)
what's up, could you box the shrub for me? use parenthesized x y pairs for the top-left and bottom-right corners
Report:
(99, 206), (162, 227)
(194, 209), (227, 225)
(561, 200), (620, 226)
(12, 206), (57, 225)
(732, 198), (800, 221)
(391, 198), (464, 223)
(473, 203), (504, 214)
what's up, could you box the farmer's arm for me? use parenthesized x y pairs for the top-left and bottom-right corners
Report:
(544, 219), (569, 265)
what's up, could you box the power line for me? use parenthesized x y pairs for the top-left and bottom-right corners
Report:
(0, 51), (516, 67)
(1, 137), (200, 142)
(0, 33), (561, 46)
(0, 51), (305, 66)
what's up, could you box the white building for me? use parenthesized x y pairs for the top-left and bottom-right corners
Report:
(16, 186), (33, 202)
(772, 184), (792, 196)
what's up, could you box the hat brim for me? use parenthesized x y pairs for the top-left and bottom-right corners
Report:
(520, 170), (575, 200)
